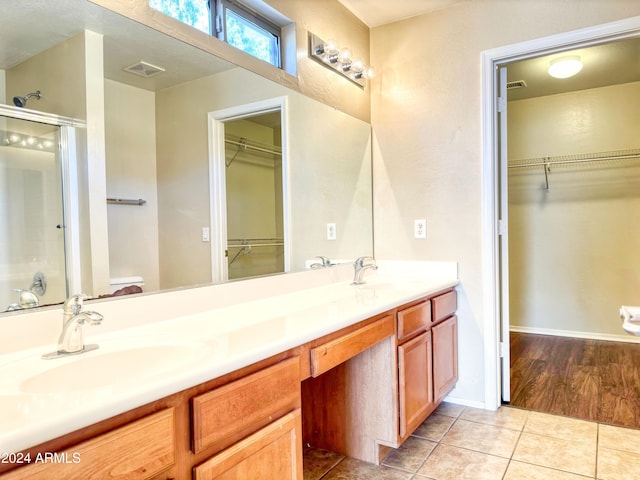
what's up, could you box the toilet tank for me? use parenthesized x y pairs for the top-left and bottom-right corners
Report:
(109, 276), (144, 294)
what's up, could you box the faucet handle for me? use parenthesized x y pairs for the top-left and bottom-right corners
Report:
(316, 256), (331, 266)
(63, 293), (90, 315)
(354, 256), (375, 267)
(12, 289), (39, 308)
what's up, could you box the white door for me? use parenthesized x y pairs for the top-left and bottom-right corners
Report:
(498, 66), (511, 402)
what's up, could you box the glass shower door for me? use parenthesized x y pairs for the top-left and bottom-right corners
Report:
(0, 115), (65, 310)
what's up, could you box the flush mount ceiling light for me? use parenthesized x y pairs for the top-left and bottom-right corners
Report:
(308, 32), (374, 88)
(548, 55), (583, 79)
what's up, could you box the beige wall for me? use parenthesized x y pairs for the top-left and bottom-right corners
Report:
(6, 34), (87, 119)
(370, 1), (640, 404)
(155, 66), (372, 289)
(508, 82), (640, 337)
(91, 0), (371, 122)
(6, 31), (110, 298)
(104, 79), (160, 292)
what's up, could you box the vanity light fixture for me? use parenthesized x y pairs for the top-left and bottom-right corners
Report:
(548, 55), (583, 79)
(309, 32), (374, 87)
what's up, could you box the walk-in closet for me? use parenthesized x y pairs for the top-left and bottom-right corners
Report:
(505, 37), (640, 427)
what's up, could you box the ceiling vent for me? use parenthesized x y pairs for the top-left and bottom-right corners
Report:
(506, 80), (528, 90)
(123, 61), (165, 78)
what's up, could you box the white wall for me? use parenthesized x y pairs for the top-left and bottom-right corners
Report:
(508, 82), (640, 338)
(104, 79), (160, 293)
(370, 1), (640, 406)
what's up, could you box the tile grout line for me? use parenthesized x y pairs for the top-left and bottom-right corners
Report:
(395, 405), (466, 479)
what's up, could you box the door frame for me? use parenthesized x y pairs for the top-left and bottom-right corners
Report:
(208, 96), (290, 283)
(481, 15), (640, 410)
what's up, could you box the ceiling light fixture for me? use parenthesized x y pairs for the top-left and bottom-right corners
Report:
(309, 32), (374, 87)
(548, 55), (583, 79)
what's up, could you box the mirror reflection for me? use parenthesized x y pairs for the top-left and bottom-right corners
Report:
(0, 0), (373, 313)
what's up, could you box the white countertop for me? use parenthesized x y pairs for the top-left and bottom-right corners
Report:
(0, 261), (458, 453)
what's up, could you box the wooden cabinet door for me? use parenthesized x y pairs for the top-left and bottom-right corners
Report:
(1, 409), (175, 480)
(193, 409), (303, 480)
(398, 331), (434, 439)
(433, 315), (458, 402)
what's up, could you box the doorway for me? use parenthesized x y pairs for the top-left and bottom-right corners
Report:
(208, 97), (289, 283)
(481, 16), (640, 411)
(224, 113), (284, 280)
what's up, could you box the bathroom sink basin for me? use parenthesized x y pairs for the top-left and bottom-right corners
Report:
(19, 340), (209, 394)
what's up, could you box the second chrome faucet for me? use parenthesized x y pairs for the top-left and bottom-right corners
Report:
(352, 256), (378, 285)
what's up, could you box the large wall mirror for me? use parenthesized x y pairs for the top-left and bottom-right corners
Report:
(0, 0), (373, 313)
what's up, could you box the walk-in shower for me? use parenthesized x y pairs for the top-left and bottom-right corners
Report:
(0, 105), (82, 311)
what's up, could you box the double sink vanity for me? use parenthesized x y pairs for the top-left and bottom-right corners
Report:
(0, 261), (458, 479)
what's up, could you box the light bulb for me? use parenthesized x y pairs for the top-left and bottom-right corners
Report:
(323, 39), (340, 63)
(338, 48), (352, 64)
(351, 59), (365, 78)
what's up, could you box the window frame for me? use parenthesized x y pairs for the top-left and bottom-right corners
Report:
(213, 0), (283, 68)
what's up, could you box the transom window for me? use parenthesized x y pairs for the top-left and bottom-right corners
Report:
(149, 0), (283, 68)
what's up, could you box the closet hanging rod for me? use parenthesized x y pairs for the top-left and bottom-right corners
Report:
(225, 138), (281, 156)
(228, 237), (284, 242)
(227, 243), (284, 248)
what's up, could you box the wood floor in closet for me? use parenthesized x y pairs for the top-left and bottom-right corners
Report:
(509, 332), (640, 429)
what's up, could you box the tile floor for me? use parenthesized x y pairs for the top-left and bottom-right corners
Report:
(303, 402), (640, 480)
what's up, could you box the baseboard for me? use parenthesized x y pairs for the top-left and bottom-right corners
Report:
(510, 325), (640, 344)
(442, 395), (487, 410)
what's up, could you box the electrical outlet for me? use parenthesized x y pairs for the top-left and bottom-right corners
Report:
(414, 219), (426, 239)
(327, 223), (337, 240)
(202, 227), (210, 242)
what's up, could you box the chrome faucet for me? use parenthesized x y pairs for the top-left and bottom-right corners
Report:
(310, 256), (332, 268)
(42, 294), (103, 359)
(352, 256), (378, 285)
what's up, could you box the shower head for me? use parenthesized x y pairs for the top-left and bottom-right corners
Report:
(13, 90), (41, 108)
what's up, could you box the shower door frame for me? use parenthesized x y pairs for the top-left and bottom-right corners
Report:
(0, 105), (85, 296)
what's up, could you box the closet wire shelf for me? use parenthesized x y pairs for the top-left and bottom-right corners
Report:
(507, 148), (640, 189)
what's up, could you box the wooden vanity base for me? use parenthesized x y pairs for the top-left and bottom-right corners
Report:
(0, 289), (457, 479)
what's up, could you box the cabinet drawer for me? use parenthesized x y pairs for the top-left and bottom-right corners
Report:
(193, 409), (303, 480)
(397, 300), (431, 341)
(2, 409), (175, 480)
(191, 357), (300, 454)
(310, 315), (394, 377)
(432, 290), (457, 324)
